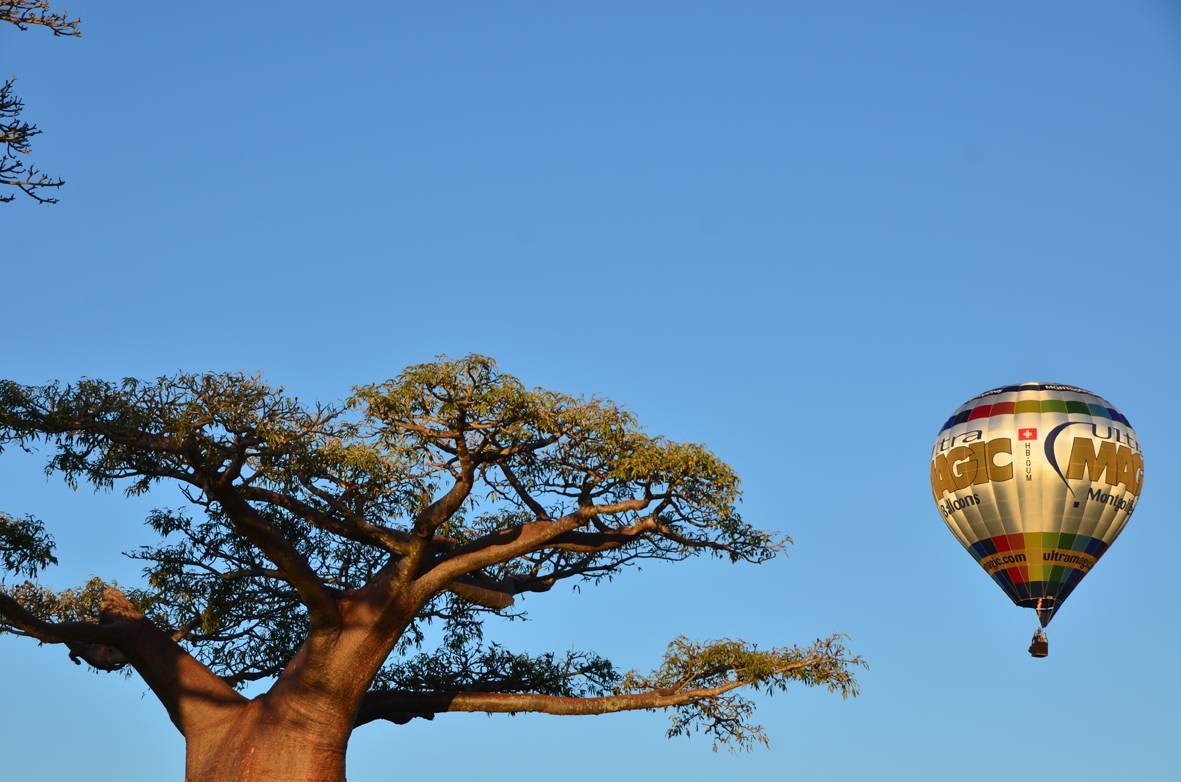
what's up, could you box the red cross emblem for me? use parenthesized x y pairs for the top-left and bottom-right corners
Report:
(1018, 428), (1038, 441)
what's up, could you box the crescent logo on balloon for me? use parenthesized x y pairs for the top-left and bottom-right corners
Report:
(1045, 421), (1092, 494)
(928, 383), (1143, 638)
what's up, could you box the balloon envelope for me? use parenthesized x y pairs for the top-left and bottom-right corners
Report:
(929, 383), (1143, 626)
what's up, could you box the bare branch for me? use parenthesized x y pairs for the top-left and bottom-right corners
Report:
(0, 79), (64, 204)
(0, 1), (81, 35)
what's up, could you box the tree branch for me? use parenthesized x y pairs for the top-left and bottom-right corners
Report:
(354, 676), (761, 726)
(411, 469), (474, 540)
(363, 469), (477, 605)
(445, 576), (516, 610)
(237, 484), (410, 554)
(205, 485), (341, 637)
(0, 585), (247, 736)
(416, 515), (584, 598)
(357, 634), (863, 754)
(0, 1), (81, 35)
(0, 590), (119, 646)
(498, 462), (549, 519)
(416, 493), (656, 599)
(471, 435), (559, 464)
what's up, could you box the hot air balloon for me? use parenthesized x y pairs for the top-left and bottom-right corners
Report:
(929, 383), (1144, 657)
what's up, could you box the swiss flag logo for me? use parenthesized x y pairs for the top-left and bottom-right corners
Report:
(1019, 428), (1038, 441)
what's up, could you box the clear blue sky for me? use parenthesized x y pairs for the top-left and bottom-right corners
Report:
(3, 2), (1179, 779)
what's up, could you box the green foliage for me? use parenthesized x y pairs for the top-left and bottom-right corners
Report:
(0, 373), (350, 495)
(619, 635), (865, 752)
(0, 512), (56, 576)
(2, 576), (108, 627)
(131, 507), (319, 683)
(354, 356), (781, 561)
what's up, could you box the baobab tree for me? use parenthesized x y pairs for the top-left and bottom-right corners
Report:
(0, 356), (861, 781)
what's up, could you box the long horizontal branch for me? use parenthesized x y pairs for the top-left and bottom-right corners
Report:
(355, 651), (831, 729)
(355, 680), (751, 727)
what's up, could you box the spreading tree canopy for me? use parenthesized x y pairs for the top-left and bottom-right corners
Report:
(0, 356), (862, 781)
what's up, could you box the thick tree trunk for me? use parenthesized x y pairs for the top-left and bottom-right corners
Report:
(181, 596), (418, 782)
(184, 697), (351, 782)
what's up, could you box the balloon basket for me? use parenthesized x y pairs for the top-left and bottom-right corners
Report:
(1028, 629), (1049, 658)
